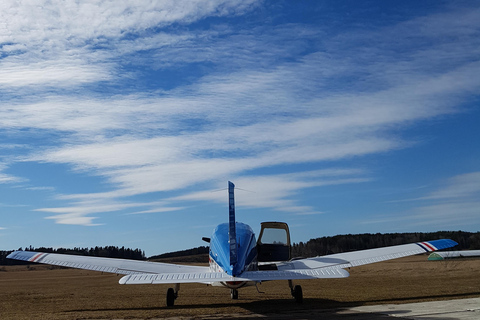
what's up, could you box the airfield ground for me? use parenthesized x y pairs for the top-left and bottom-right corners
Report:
(0, 255), (479, 319)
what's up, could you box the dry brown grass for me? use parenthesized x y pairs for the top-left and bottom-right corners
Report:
(0, 255), (479, 319)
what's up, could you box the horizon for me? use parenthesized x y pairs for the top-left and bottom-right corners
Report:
(5, 229), (476, 258)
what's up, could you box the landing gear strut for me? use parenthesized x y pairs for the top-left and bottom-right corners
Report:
(288, 280), (303, 303)
(166, 284), (180, 307)
(231, 289), (239, 299)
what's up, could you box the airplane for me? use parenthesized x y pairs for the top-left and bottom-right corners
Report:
(428, 250), (480, 260)
(8, 181), (458, 306)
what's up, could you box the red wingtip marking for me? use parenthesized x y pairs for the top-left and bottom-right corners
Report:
(422, 242), (435, 251)
(30, 253), (44, 262)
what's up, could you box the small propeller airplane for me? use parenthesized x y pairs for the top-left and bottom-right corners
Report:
(8, 181), (457, 306)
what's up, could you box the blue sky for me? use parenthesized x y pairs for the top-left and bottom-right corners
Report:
(0, 1), (479, 256)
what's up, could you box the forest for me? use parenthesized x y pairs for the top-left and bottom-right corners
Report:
(290, 231), (480, 258)
(0, 246), (145, 265)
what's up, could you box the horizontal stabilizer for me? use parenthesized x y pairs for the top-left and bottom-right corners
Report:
(119, 267), (349, 284)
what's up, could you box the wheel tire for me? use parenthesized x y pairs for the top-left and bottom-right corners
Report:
(293, 285), (303, 304)
(231, 289), (239, 300)
(166, 288), (175, 307)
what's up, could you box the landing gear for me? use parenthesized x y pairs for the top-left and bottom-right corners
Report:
(292, 285), (303, 303)
(231, 289), (239, 299)
(288, 280), (303, 303)
(166, 284), (180, 307)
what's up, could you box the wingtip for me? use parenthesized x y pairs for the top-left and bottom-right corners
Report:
(119, 275), (129, 284)
(6, 251), (26, 260)
(427, 239), (459, 250)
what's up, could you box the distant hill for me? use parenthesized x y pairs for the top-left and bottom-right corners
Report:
(148, 246), (209, 262)
(150, 253), (209, 264)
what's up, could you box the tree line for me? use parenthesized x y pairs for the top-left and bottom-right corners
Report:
(291, 231), (480, 258)
(0, 246), (146, 265)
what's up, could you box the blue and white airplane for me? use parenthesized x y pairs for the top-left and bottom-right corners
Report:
(8, 181), (457, 306)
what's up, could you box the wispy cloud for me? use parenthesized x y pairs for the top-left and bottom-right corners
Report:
(0, 173), (20, 184)
(362, 171), (480, 229)
(34, 168), (369, 225)
(0, 164), (23, 184)
(422, 172), (480, 200)
(171, 170), (370, 214)
(0, 0), (260, 93)
(36, 199), (181, 225)
(0, 60), (112, 88)
(129, 207), (185, 215)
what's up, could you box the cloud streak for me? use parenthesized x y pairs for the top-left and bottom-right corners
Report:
(362, 171), (480, 229)
(422, 172), (480, 200)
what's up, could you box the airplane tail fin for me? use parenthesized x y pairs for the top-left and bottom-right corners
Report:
(228, 181), (238, 266)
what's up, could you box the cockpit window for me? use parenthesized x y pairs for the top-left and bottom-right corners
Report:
(259, 228), (287, 245)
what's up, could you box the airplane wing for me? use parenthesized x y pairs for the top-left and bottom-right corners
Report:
(276, 239), (458, 271)
(6, 250), (209, 275)
(119, 266), (350, 284)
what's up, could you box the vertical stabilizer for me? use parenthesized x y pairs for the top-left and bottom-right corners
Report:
(228, 181), (238, 267)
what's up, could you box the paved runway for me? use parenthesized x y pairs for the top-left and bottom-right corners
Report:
(165, 297), (480, 319)
(348, 297), (480, 320)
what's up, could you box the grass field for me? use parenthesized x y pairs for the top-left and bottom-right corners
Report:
(1, 255), (479, 319)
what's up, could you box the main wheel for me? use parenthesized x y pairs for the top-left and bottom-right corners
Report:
(293, 285), (303, 304)
(166, 288), (176, 307)
(231, 289), (239, 299)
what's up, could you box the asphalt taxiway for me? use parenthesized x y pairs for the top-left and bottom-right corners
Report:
(348, 297), (480, 320)
(160, 297), (480, 319)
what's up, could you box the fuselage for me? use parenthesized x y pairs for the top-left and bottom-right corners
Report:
(209, 222), (258, 288)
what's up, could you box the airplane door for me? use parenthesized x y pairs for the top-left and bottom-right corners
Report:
(257, 222), (291, 262)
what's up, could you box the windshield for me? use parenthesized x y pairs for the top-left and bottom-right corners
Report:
(259, 228), (288, 245)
